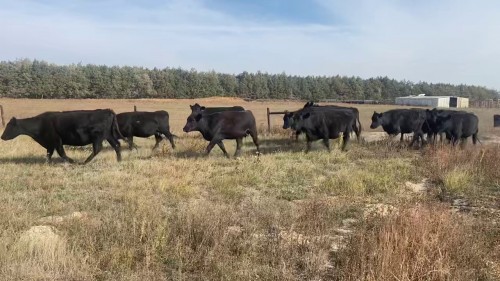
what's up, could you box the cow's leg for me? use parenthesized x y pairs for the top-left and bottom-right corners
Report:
(55, 144), (75, 164)
(472, 133), (478, 145)
(305, 135), (312, 153)
(216, 141), (230, 158)
(234, 138), (243, 157)
(427, 133), (433, 144)
(83, 141), (103, 164)
(205, 139), (226, 157)
(249, 130), (260, 154)
(163, 131), (176, 149)
(107, 137), (122, 162)
(400, 133), (404, 142)
(353, 123), (361, 142)
(322, 138), (330, 152)
(46, 148), (55, 163)
(127, 137), (137, 151)
(409, 134), (416, 147)
(153, 134), (163, 150)
(342, 131), (351, 151)
(414, 130), (425, 148)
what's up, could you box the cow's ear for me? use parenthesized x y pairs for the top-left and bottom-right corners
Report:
(190, 105), (193, 110)
(195, 114), (202, 121)
(200, 106), (206, 111)
(302, 112), (311, 119)
(378, 113), (383, 117)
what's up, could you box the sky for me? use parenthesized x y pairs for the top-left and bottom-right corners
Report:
(0, 0), (499, 90)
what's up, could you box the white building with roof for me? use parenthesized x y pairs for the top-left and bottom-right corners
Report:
(395, 95), (469, 108)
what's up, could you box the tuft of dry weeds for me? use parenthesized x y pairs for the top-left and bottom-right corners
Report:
(331, 204), (499, 281)
(422, 144), (500, 197)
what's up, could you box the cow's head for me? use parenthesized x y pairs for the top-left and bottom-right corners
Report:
(183, 113), (202, 132)
(370, 111), (384, 129)
(189, 103), (206, 113)
(282, 111), (295, 129)
(426, 108), (443, 124)
(1, 117), (21, 140)
(426, 109), (437, 123)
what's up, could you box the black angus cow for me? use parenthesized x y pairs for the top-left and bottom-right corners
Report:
(370, 109), (426, 147)
(183, 110), (260, 157)
(303, 102), (362, 139)
(292, 108), (356, 152)
(1, 109), (122, 164)
(117, 111), (175, 150)
(429, 110), (478, 145)
(190, 103), (245, 115)
(283, 102), (362, 141)
(425, 108), (466, 144)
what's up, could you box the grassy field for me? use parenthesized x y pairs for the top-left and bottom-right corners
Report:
(0, 98), (499, 280)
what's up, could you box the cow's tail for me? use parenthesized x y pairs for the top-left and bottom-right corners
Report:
(356, 114), (362, 140)
(110, 111), (125, 140)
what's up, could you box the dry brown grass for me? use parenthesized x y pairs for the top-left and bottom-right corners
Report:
(332, 204), (499, 281)
(422, 144), (500, 197)
(0, 98), (498, 280)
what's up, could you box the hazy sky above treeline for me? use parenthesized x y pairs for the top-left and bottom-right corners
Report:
(1, 0), (499, 90)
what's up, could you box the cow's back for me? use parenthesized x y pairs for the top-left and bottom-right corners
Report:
(202, 106), (245, 115)
(385, 109), (425, 133)
(207, 110), (255, 128)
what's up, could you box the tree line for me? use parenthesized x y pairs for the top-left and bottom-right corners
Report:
(0, 59), (497, 101)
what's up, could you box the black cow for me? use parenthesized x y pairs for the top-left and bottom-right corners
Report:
(292, 108), (356, 152)
(370, 109), (426, 146)
(283, 102), (362, 141)
(117, 111), (175, 150)
(430, 111), (478, 145)
(1, 110), (122, 164)
(190, 103), (245, 115)
(182, 110), (260, 157)
(303, 102), (362, 139)
(425, 108), (467, 144)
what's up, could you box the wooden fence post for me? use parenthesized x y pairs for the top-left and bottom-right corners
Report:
(0, 105), (4, 127)
(267, 107), (271, 133)
(134, 105), (137, 112)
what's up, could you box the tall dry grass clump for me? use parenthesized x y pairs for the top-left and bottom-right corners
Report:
(422, 144), (500, 195)
(332, 204), (494, 281)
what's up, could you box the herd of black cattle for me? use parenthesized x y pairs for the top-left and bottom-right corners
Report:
(0, 102), (479, 164)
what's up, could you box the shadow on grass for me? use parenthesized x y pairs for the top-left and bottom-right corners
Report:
(0, 156), (67, 165)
